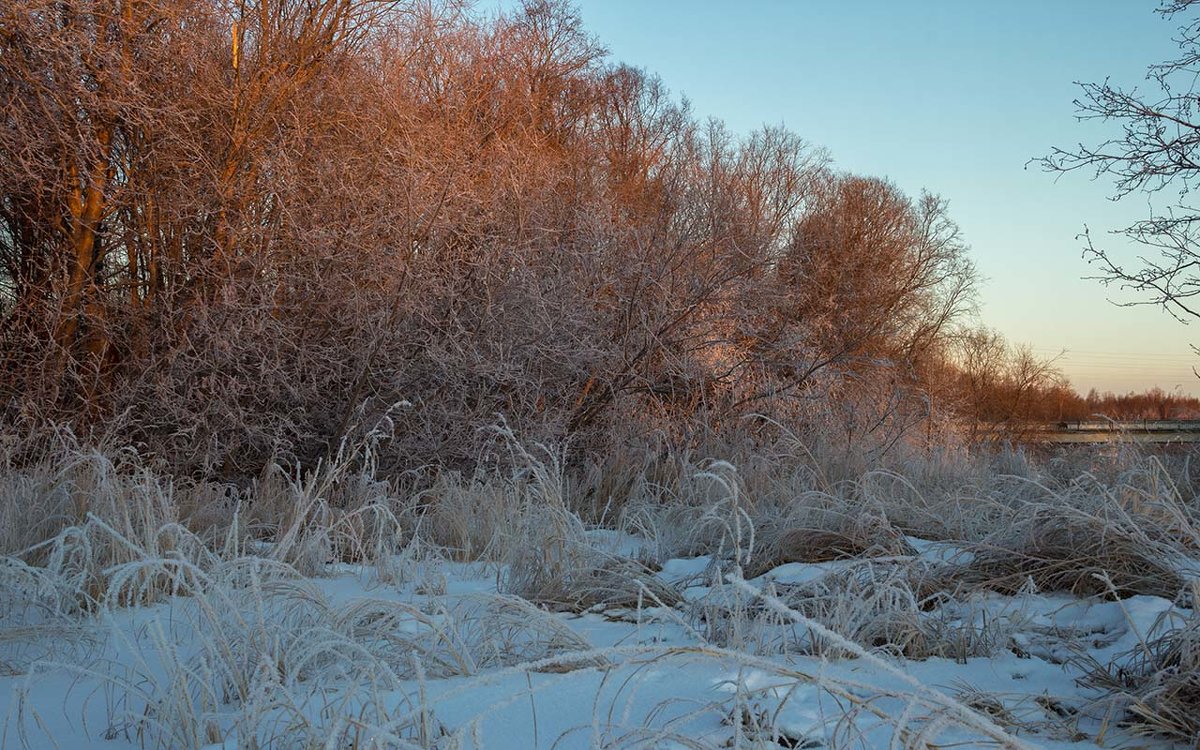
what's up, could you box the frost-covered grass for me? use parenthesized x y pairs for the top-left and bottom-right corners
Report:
(2, 432), (1199, 748)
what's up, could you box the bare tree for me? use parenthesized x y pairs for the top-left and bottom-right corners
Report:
(953, 327), (1067, 441)
(736, 175), (976, 417)
(1040, 0), (1200, 326)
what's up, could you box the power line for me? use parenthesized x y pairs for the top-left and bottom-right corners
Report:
(1031, 347), (1195, 360)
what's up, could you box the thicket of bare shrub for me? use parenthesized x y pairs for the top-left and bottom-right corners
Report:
(0, 0), (1005, 479)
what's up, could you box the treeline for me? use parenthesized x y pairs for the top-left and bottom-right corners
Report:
(0, 0), (1166, 476)
(1069, 388), (1200, 421)
(952, 327), (1199, 431)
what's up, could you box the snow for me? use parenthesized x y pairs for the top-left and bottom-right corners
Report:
(1, 538), (1192, 749)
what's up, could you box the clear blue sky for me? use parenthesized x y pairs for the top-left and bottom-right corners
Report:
(497, 0), (1200, 395)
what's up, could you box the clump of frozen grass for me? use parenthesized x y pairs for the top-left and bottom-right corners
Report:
(248, 435), (407, 578)
(337, 592), (604, 677)
(0, 556), (100, 676)
(16, 556), (604, 749)
(495, 436), (685, 611)
(507, 531), (684, 612)
(855, 465), (1022, 541)
(1, 509), (220, 620)
(397, 425), (587, 572)
(867, 450), (1200, 600)
(778, 561), (1020, 660)
(726, 574), (1039, 750)
(697, 558), (1023, 661)
(0, 441), (225, 677)
(565, 642), (1039, 750)
(0, 428), (109, 556)
(566, 443), (664, 526)
(404, 470), (515, 561)
(614, 458), (758, 568)
(963, 501), (1192, 600)
(1077, 582), (1200, 745)
(745, 508), (915, 578)
(693, 573), (800, 656)
(0, 438), (213, 607)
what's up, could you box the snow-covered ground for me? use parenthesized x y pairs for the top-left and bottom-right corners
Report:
(3, 531), (1191, 750)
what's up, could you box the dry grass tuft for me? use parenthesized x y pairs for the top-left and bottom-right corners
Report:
(1076, 590), (1200, 745)
(747, 517), (916, 579)
(534, 555), (684, 612)
(697, 558), (1022, 661)
(963, 505), (1188, 600)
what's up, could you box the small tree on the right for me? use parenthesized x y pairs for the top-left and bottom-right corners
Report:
(1040, 0), (1200, 327)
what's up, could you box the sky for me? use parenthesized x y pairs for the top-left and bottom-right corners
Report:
(517, 0), (1199, 396)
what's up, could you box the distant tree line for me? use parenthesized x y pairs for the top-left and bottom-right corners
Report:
(951, 326), (1199, 433)
(1073, 388), (1199, 421)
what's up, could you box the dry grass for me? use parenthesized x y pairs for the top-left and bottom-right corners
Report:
(956, 454), (1200, 600)
(696, 557), (1022, 661)
(1078, 584), (1200, 745)
(1, 429), (1198, 749)
(963, 507), (1187, 599)
(746, 516), (916, 578)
